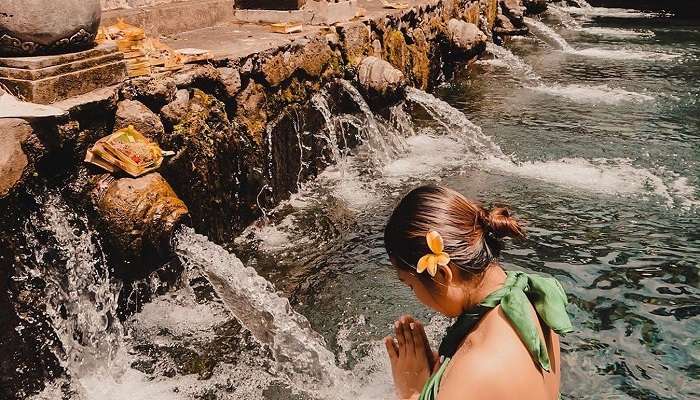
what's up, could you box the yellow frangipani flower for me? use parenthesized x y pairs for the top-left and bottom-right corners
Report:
(417, 230), (451, 277)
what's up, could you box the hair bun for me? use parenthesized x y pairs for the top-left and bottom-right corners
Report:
(487, 207), (525, 239)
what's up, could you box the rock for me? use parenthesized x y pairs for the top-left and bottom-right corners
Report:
(120, 76), (176, 110)
(446, 19), (487, 53)
(357, 56), (406, 97)
(160, 89), (191, 127)
(260, 37), (334, 86)
(338, 22), (371, 66)
(236, 81), (268, 142)
(523, 0), (547, 14)
(494, 14), (529, 36)
(500, 0), (525, 24)
(383, 30), (409, 75)
(114, 99), (165, 140)
(0, 0), (101, 56)
(92, 172), (189, 275)
(173, 64), (221, 90)
(407, 28), (431, 89)
(158, 89), (260, 242)
(217, 67), (242, 98)
(0, 119), (33, 198)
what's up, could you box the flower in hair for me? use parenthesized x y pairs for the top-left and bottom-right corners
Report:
(417, 230), (451, 277)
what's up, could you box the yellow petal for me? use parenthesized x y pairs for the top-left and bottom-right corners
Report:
(417, 255), (432, 274)
(426, 230), (444, 254)
(426, 256), (439, 277)
(436, 253), (450, 266)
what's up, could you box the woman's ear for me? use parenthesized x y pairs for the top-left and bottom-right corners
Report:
(435, 264), (454, 286)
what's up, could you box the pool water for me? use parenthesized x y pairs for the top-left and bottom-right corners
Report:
(237, 8), (700, 400)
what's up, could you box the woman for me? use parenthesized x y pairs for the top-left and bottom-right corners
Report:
(383, 185), (572, 400)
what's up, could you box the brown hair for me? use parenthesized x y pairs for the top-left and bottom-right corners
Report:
(384, 185), (525, 281)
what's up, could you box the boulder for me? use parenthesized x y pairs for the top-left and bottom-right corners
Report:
(500, 0), (525, 24)
(217, 67), (242, 98)
(523, 0), (547, 15)
(114, 99), (165, 140)
(0, 119), (33, 198)
(446, 19), (487, 53)
(357, 56), (406, 97)
(0, 0), (101, 56)
(120, 76), (176, 110)
(494, 14), (529, 36)
(160, 89), (191, 127)
(260, 37), (334, 86)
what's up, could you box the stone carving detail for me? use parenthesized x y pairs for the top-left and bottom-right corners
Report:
(0, 29), (96, 56)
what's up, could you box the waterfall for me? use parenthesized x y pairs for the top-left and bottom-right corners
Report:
(404, 87), (507, 160)
(172, 226), (346, 387)
(524, 17), (575, 52)
(338, 80), (408, 166)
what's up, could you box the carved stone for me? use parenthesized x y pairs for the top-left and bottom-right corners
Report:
(0, 0), (101, 56)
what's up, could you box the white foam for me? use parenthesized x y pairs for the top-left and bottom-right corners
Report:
(133, 288), (229, 339)
(578, 27), (655, 38)
(528, 83), (654, 104)
(484, 157), (688, 205)
(570, 47), (679, 61)
(382, 134), (470, 182)
(560, 6), (671, 19)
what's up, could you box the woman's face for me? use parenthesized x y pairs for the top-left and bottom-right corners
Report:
(397, 269), (466, 318)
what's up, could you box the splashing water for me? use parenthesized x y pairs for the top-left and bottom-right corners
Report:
(527, 83), (655, 104)
(570, 0), (592, 9)
(485, 42), (540, 81)
(19, 194), (125, 398)
(404, 87), (507, 159)
(524, 17), (678, 60)
(338, 80), (408, 166)
(171, 226), (347, 388)
(524, 17), (576, 52)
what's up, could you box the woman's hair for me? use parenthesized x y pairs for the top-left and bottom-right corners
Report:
(384, 185), (525, 282)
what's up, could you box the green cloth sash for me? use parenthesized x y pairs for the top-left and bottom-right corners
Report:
(417, 271), (573, 400)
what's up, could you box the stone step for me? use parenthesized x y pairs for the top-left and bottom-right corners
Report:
(0, 44), (126, 104)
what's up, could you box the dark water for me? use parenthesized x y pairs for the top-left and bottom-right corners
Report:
(240, 9), (700, 400)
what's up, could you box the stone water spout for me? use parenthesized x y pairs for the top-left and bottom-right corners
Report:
(0, 0), (101, 56)
(90, 173), (189, 276)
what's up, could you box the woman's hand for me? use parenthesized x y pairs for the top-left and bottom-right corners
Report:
(384, 315), (434, 400)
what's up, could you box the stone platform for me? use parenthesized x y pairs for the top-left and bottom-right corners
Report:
(0, 43), (127, 104)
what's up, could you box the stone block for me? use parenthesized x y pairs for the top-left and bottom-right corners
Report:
(0, 43), (126, 104)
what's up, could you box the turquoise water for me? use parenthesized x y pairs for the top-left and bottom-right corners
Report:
(241, 9), (700, 400)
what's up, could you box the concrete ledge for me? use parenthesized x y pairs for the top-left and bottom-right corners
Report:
(102, 0), (235, 37)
